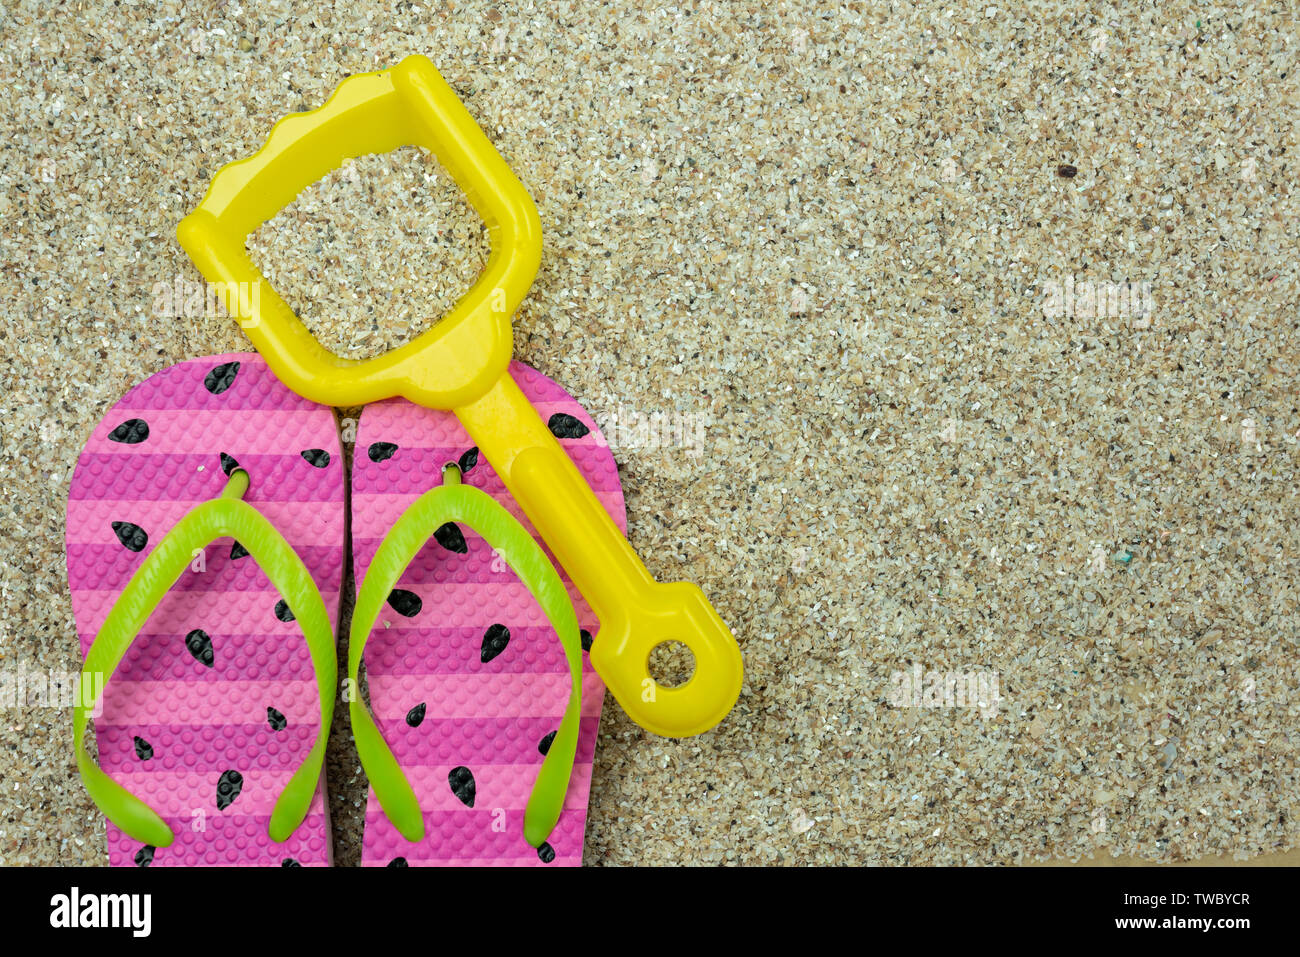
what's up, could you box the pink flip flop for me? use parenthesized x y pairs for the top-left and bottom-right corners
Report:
(351, 360), (626, 866)
(67, 353), (346, 866)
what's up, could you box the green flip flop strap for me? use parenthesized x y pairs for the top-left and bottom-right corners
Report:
(74, 470), (337, 847)
(350, 468), (583, 848)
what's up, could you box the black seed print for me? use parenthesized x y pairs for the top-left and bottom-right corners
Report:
(281, 858), (301, 867)
(267, 707), (287, 731)
(480, 623), (510, 663)
(185, 629), (214, 668)
(216, 770), (244, 810)
(133, 736), (154, 760)
(448, 766), (476, 808)
(219, 452), (240, 476)
(458, 447), (479, 473)
(387, 589), (423, 618)
(580, 629), (594, 652)
(274, 599), (295, 622)
(406, 703), (426, 727)
(368, 441), (398, 463)
(537, 842), (556, 864)
(433, 522), (467, 554)
(111, 521), (148, 552)
(204, 361), (241, 395)
(538, 730), (556, 756)
(108, 418), (149, 444)
(230, 540), (249, 561)
(300, 448), (330, 468)
(388, 857), (408, 867)
(134, 845), (155, 867)
(547, 413), (589, 439)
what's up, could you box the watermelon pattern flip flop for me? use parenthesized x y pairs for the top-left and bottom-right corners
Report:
(351, 361), (626, 866)
(67, 354), (345, 866)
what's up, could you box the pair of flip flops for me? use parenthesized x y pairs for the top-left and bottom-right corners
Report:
(69, 352), (625, 866)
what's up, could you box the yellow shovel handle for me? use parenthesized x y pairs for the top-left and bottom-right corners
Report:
(176, 55), (745, 737)
(456, 375), (744, 737)
(176, 54), (537, 410)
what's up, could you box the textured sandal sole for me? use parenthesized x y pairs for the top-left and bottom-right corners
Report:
(67, 353), (345, 867)
(352, 361), (626, 866)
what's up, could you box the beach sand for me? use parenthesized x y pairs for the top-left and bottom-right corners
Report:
(1, 1), (1296, 865)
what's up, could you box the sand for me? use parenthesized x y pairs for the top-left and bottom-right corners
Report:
(1, 0), (1297, 865)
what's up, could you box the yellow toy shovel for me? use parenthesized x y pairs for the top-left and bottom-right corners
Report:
(178, 55), (742, 737)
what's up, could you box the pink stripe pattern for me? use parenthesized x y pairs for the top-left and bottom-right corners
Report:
(67, 354), (345, 867)
(352, 360), (626, 866)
